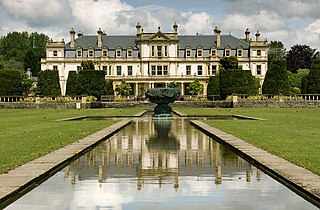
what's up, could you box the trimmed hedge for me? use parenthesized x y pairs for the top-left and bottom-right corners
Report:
(219, 69), (258, 100)
(37, 70), (61, 96)
(0, 70), (23, 95)
(207, 76), (220, 100)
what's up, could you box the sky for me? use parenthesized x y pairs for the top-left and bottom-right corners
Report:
(1, 0), (320, 51)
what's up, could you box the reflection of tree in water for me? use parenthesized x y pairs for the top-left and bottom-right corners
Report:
(146, 120), (180, 151)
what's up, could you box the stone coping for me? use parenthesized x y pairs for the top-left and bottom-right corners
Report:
(190, 120), (320, 208)
(173, 110), (265, 120)
(0, 120), (131, 209)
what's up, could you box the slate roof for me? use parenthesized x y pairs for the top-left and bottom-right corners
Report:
(65, 34), (249, 50)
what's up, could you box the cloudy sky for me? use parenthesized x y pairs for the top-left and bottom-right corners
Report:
(1, 0), (320, 51)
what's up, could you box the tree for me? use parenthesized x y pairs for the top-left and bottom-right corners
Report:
(286, 44), (316, 73)
(0, 56), (24, 72)
(186, 80), (203, 96)
(207, 76), (220, 100)
(66, 71), (79, 96)
(287, 69), (309, 93)
(0, 31), (49, 76)
(115, 80), (132, 97)
(219, 68), (258, 99)
(81, 60), (95, 70)
(37, 70), (61, 96)
(77, 70), (109, 99)
(219, 56), (238, 70)
(301, 58), (320, 94)
(268, 41), (286, 63)
(262, 60), (290, 95)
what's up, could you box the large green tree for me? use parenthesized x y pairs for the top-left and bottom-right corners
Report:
(301, 57), (320, 94)
(219, 56), (238, 70)
(262, 60), (290, 95)
(186, 80), (203, 96)
(0, 70), (23, 96)
(37, 70), (61, 96)
(77, 70), (109, 99)
(207, 76), (220, 100)
(268, 41), (286, 63)
(115, 80), (132, 97)
(286, 44), (316, 73)
(0, 31), (49, 76)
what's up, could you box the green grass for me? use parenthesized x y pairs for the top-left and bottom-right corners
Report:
(0, 108), (144, 174)
(176, 108), (320, 175)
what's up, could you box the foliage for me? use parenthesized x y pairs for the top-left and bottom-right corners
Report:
(0, 31), (49, 76)
(37, 70), (61, 96)
(268, 41), (286, 63)
(207, 76), (220, 100)
(0, 56), (24, 72)
(115, 80), (132, 97)
(77, 70), (109, 99)
(219, 56), (238, 70)
(301, 70), (320, 94)
(262, 60), (290, 95)
(0, 70), (23, 95)
(286, 44), (316, 73)
(66, 71), (78, 96)
(219, 68), (258, 100)
(81, 60), (95, 70)
(186, 80), (203, 96)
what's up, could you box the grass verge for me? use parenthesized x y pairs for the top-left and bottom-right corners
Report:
(176, 108), (320, 175)
(0, 108), (144, 174)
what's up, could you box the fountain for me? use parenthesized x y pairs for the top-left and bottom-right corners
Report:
(145, 83), (180, 118)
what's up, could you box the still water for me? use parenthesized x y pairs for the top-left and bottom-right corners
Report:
(6, 117), (318, 210)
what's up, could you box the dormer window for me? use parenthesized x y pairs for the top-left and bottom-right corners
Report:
(53, 50), (58, 57)
(116, 48), (122, 58)
(211, 49), (216, 57)
(76, 48), (82, 57)
(225, 49), (231, 57)
(88, 49), (94, 58)
(102, 49), (108, 57)
(186, 48), (191, 57)
(197, 48), (203, 57)
(127, 48), (133, 58)
(237, 49), (243, 57)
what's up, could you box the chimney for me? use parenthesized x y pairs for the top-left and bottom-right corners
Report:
(255, 31), (260, 41)
(214, 26), (221, 47)
(173, 22), (178, 34)
(245, 28), (250, 42)
(77, 31), (83, 38)
(97, 28), (103, 48)
(136, 22), (141, 35)
(69, 28), (76, 48)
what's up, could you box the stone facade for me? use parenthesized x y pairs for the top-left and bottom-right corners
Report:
(41, 23), (268, 97)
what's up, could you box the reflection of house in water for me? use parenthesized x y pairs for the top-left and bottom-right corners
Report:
(65, 119), (258, 190)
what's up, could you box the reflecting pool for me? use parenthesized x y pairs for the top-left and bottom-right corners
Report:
(5, 117), (318, 210)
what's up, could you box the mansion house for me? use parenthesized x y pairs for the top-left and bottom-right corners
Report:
(41, 23), (268, 97)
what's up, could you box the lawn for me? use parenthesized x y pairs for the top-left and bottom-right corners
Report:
(0, 108), (144, 174)
(176, 108), (320, 175)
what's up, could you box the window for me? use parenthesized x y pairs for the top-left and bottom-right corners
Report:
(157, 66), (162, 75)
(186, 49), (191, 57)
(53, 65), (58, 70)
(163, 65), (168, 75)
(257, 50), (261, 57)
(151, 65), (156, 75)
(211, 49), (216, 57)
(116, 49), (121, 57)
(225, 49), (230, 57)
(237, 50), (243, 57)
(197, 65), (202, 75)
(151, 46), (155, 57)
(116, 66), (122, 75)
(257, 65), (261, 75)
(127, 49), (133, 58)
(186, 65), (191, 75)
(109, 66), (112, 76)
(53, 50), (58, 57)
(164, 46), (168, 57)
(103, 66), (108, 75)
(197, 49), (203, 57)
(88, 50), (94, 57)
(102, 50), (108, 57)
(128, 66), (133, 76)
(212, 65), (217, 75)
(77, 50), (82, 57)
(157, 46), (162, 57)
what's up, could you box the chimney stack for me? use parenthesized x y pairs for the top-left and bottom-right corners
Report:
(245, 28), (250, 42)
(255, 31), (260, 41)
(214, 26), (221, 47)
(69, 28), (76, 48)
(97, 28), (103, 48)
(173, 22), (178, 34)
(136, 22), (141, 35)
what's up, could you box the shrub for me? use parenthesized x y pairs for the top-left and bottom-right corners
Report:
(0, 70), (23, 95)
(207, 76), (220, 100)
(66, 71), (78, 96)
(37, 70), (61, 96)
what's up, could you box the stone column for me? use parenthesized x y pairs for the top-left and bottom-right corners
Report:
(135, 82), (139, 97)
(181, 83), (185, 95)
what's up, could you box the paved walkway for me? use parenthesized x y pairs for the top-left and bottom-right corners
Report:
(0, 120), (131, 209)
(190, 120), (320, 208)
